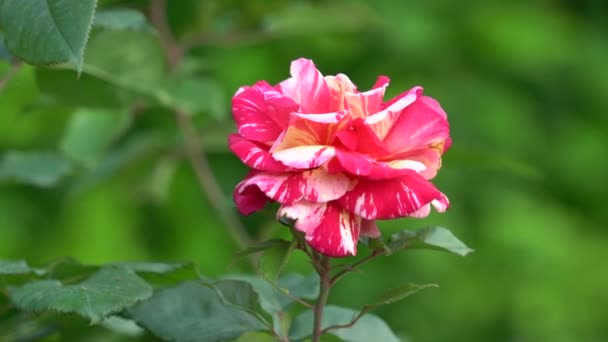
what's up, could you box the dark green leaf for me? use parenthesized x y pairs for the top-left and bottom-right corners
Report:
(93, 9), (152, 32)
(0, 0), (97, 72)
(236, 239), (292, 257)
(289, 305), (399, 342)
(9, 266), (153, 323)
(387, 226), (473, 256)
(0, 260), (31, 275)
(0, 34), (16, 62)
(116, 262), (202, 287)
(129, 281), (266, 342)
(59, 108), (131, 167)
(0, 151), (72, 187)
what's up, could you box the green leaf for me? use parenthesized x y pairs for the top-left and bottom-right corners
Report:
(0, 260), (31, 275)
(276, 273), (319, 307)
(93, 8), (153, 32)
(211, 280), (272, 327)
(236, 239), (292, 257)
(129, 281), (267, 342)
(258, 240), (297, 282)
(387, 226), (473, 256)
(81, 28), (166, 95)
(9, 266), (153, 324)
(0, 151), (72, 187)
(363, 283), (437, 312)
(0, 33), (15, 62)
(115, 261), (202, 287)
(165, 77), (227, 118)
(289, 305), (399, 342)
(0, 0), (97, 72)
(59, 108), (131, 167)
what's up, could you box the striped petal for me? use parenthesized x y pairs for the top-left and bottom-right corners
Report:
(278, 58), (331, 113)
(272, 145), (336, 169)
(278, 201), (361, 257)
(339, 170), (449, 219)
(228, 134), (289, 172)
(232, 81), (299, 143)
(235, 168), (351, 205)
(365, 86), (423, 141)
(233, 172), (268, 215)
(381, 95), (450, 157)
(344, 76), (389, 118)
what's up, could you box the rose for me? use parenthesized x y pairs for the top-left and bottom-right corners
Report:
(229, 58), (450, 257)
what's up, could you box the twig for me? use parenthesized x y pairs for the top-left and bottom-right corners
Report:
(147, 0), (255, 266)
(312, 255), (331, 342)
(330, 250), (384, 286)
(320, 309), (367, 335)
(0, 61), (22, 93)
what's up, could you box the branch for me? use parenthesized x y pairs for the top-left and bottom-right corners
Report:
(330, 250), (384, 286)
(148, 0), (254, 266)
(321, 308), (368, 335)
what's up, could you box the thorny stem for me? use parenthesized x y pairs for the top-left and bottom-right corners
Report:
(148, 0), (255, 267)
(312, 255), (331, 342)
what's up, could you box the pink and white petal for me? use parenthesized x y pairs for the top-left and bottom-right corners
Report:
(325, 73), (358, 111)
(228, 134), (290, 172)
(339, 170), (448, 220)
(272, 145), (336, 169)
(232, 84), (298, 143)
(350, 118), (388, 157)
(278, 58), (331, 113)
(234, 176), (268, 215)
(381, 95), (450, 157)
(270, 110), (347, 154)
(365, 86), (423, 141)
(360, 219), (381, 238)
(278, 201), (361, 257)
(237, 168), (351, 205)
(344, 77), (389, 118)
(372, 76), (390, 90)
(388, 147), (443, 179)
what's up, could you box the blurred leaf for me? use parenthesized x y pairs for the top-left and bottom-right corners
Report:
(59, 108), (131, 167)
(0, 260), (31, 275)
(263, 3), (373, 36)
(0, 151), (72, 187)
(166, 77), (227, 118)
(259, 240), (297, 282)
(237, 239), (291, 257)
(387, 226), (473, 256)
(35, 68), (128, 108)
(276, 273), (319, 307)
(234, 331), (276, 342)
(129, 281), (266, 342)
(0, 0), (97, 72)
(289, 305), (399, 342)
(81, 28), (166, 96)
(93, 8), (153, 31)
(9, 266), (153, 324)
(101, 315), (145, 337)
(211, 280), (272, 327)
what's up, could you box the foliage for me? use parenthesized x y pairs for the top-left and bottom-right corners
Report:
(1, 0), (607, 341)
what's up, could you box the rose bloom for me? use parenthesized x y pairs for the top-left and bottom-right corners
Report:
(229, 58), (450, 257)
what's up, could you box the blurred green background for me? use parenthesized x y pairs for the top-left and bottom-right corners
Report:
(1, 0), (607, 341)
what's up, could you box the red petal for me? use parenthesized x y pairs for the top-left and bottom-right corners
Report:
(339, 170), (449, 219)
(228, 134), (290, 172)
(278, 201), (361, 257)
(234, 173), (268, 215)
(232, 81), (298, 143)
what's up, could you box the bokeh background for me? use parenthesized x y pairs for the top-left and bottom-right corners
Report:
(1, 0), (607, 341)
